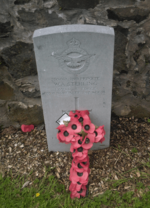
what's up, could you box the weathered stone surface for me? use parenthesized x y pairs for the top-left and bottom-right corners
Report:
(17, 9), (65, 31)
(0, 21), (13, 38)
(0, 82), (14, 100)
(15, 76), (40, 98)
(107, 7), (150, 23)
(0, 65), (24, 101)
(0, 0), (150, 128)
(0, 100), (12, 128)
(57, 0), (99, 9)
(1, 42), (37, 79)
(7, 99), (44, 125)
(14, 0), (31, 4)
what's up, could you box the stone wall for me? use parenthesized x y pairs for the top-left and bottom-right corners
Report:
(0, 0), (150, 128)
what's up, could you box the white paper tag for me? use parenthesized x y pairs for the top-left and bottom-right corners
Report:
(56, 113), (70, 125)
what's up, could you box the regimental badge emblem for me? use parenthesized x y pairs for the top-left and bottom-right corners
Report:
(52, 38), (93, 74)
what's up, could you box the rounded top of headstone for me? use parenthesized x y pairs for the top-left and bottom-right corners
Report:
(33, 25), (114, 39)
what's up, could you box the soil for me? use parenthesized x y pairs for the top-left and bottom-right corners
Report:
(0, 116), (150, 199)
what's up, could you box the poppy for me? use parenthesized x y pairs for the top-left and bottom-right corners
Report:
(70, 185), (87, 199)
(69, 182), (87, 192)
(56, 131), (63, 143)
(70, 188), (86, 199)
(83, 115), (95, 134)
(56, 125), (74, 143)
(69, 111), (80, 120)
(78, 110), (90, 123)
(69, 110), (90, 123)
(67, 120), (82, 134)
(21, 124), (34, 132)
(82, 133), (95, 149)
(71, 158), (90, 173)
(100, 137), (105, 143)
(72, 148), (88, 161)
(94, 125), (105, 143)
(69, 167), (89, 184)
(72, 155), (89, 166)
(70, 135), (82, 152)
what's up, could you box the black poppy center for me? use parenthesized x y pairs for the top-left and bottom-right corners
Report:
(82, 162), (87, 165)
(77, 172), (83, 177)
(63, 131), (69, 137)
(77, 181), (81, 185)
(77, 147), (83, 152)
(85, 138), (90, 144)
(94, 131), (98, 137)
(77, 163), (83, 169)
(77, 188), (83, 193)
(85, 125), (90, 130)
(78, 117), (83, 122)
(78, 139), (82, 144)
(72, 124), (77, 130)
(74, 114), (78, 117)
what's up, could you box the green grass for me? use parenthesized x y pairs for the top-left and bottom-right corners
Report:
(1, 166), (150, 208)
(131, 148), (138, 153)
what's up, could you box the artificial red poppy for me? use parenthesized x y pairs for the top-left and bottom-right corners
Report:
(69, 110), (90, 123)
(56, 125), (74, 143)
(71, 157), (90, 173)
(100, 136), (105, 143)
(69, 111), (80, 120)
(83, 115), (95, 134)
(72, 155), (89, 165)
(72, 148), (88, 161)
(78, 110), (90, 123)
(70, 135), (82, 152)
(21, 124), (34, 132)
(67, 120), (82, 134)
(94, 125), (106, 143)
(70, 184), (87, 199)
(56, 131), (63, 143)
(69, 167), (89, 184)
(69, 182), (87, 192)
(69, 182), (78, 192)
(70, 187), (87, 199)
(69, 180), (88, 192)
(82, 133), (95, 149)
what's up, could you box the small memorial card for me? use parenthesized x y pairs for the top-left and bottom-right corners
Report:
(56, 113), (71, 125)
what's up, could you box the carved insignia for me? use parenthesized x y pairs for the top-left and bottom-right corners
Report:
(52, 38), (93, 74)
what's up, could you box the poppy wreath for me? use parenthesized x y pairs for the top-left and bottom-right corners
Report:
(56, 110), (105, 199)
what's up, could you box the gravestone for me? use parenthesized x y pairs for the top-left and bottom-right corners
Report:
(33, 25), (114, 152)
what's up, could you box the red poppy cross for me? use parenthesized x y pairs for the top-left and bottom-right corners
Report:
(56, 110), (105, 199)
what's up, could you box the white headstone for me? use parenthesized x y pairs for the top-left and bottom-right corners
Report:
(33, 25), (114, 152)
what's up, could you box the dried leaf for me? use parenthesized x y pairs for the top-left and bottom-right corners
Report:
(93, 192), (104, 197)
(21, 181), (30, 189)
(63, 121), (69, 126)
(88, 150), (93, 155)
(56, 172), (60, 178)
(136, 171), (140, 177)
(124, 186), (131, 190)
